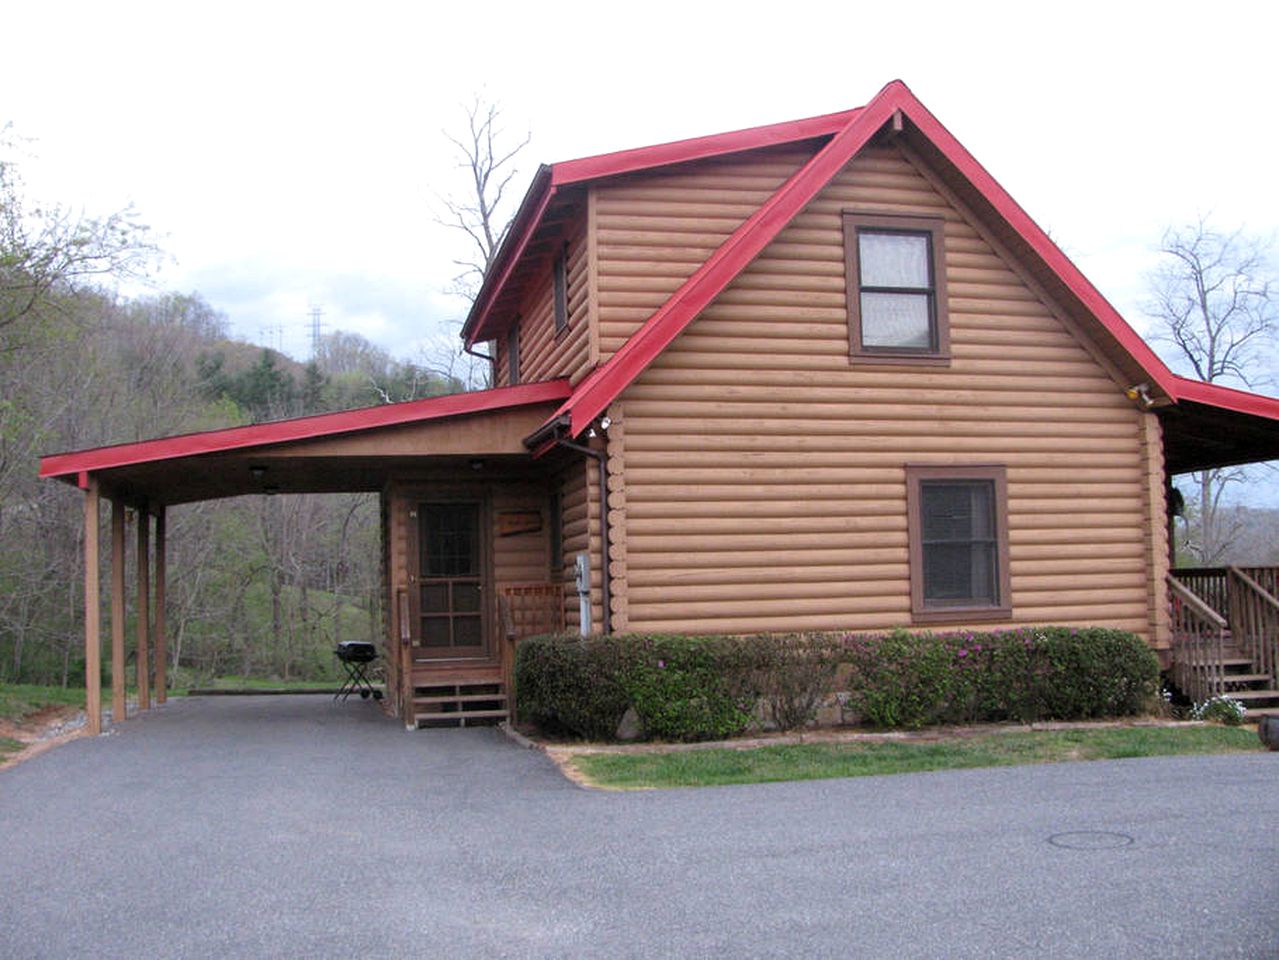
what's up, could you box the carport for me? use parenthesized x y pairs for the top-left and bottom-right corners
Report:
(38, 380), (574, 734)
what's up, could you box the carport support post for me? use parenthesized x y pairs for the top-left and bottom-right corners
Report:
(136, 507), (151, 712)
(111, 501), (127, 724)
(82, 476), (102, 736)
(154, 507), (167, 704)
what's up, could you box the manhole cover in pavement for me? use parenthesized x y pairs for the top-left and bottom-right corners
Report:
(1047, 830), (1134, 850)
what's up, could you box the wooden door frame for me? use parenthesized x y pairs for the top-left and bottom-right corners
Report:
(405, 489), (497, 666)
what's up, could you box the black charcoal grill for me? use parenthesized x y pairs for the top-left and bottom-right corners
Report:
(334, 641), (382, 702)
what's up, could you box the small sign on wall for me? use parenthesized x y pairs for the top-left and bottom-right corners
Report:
(496, 510), (542, 537)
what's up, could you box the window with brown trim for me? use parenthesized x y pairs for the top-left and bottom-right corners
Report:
(843, 212), (949, 364)
(906, 465), (1011, 623)
(507, 320), (520, 385)
(553, 245), (569, 334)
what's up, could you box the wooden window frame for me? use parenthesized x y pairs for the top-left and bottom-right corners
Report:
(905, 464), (1011, 623)
(507, 319), (520, 386)
(843, 212), (950, 365)
(553, 245), (569, 336)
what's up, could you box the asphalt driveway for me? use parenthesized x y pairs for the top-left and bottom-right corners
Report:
(1, 695), (1276, 959)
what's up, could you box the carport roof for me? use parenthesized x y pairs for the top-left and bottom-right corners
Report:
(38, 379), (572, 505)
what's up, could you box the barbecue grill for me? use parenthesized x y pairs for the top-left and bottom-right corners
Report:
(334, 641), (382, 701)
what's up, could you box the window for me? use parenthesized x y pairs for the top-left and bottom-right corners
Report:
(906, 465), (1010, 622)
(843, 213), (949, 363)
(507, 320), (520, 385)
(553, 245), (569, 334)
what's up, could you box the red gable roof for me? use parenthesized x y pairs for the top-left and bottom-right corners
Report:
(462, 108), (861, 348)
(532, 80), (1183, 438)
(39, 379), (572, 484)
(474, 81), (1278, 457)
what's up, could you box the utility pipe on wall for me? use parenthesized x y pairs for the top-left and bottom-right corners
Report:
(554, 436), (612, 635)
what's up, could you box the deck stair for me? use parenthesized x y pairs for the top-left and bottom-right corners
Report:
(410, 672), (508, 728)
(1169, 567), (1279, 715)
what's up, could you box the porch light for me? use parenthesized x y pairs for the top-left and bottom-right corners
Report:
(249, 465), (267, 479)
(469, 458), (485, 471)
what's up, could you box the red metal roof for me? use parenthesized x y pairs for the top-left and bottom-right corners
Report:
(462, 107), (861, 348)
(40, 379), (572, 483)
(540, 79), (1196, 438)
(1169, 375), (1279, 420)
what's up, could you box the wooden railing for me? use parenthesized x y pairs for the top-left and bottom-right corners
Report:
(1171, 567), (1230, 620)
(1167, 575), (1227, 701)
(498, 583), (566, 717)
(1227, 566), (1279, 692)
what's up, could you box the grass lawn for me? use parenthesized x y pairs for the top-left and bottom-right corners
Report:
(566, 725), (1265, 789)
(183, 676), (342, 693)
(0, 684), (87, 723)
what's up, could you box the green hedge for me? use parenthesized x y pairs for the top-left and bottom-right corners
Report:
(516, 626), (1158, 740)
(845, 626), (1159, 728)
(516, 632), (844, 741)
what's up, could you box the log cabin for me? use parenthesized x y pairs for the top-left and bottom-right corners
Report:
(41, 80), (1279, 732)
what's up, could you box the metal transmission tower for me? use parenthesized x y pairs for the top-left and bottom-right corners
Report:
(308, 305), (327, 361)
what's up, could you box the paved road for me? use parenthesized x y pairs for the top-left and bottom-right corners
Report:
(1, 696), (1276, 959)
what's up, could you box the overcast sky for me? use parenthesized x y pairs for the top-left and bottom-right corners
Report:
(3, 0), (1278, 372)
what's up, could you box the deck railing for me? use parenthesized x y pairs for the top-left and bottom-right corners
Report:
(1167, 575), (1227, 701)
(1227, 566), (1279, 693)
(1170, 567), (1230, 620)
(498, 583), (566, 712)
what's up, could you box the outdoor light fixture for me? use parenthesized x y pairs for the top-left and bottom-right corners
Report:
(249, 465), (267, 479)
(469, 458), (485, 471)
(1124, 383), (1154, 409)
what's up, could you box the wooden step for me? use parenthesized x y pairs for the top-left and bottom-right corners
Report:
(415, 708), (509, 720)
(1222, 689), (1279, 702)
(1221, 674), (1275, 686)
(1186, 658), (1254, 670)
(414, 692), (508, 706)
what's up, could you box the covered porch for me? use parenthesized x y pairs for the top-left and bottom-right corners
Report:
(39, 381), (579, 733)
(1157, 376), (1279, 710)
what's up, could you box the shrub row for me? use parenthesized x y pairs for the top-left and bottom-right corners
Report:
(515, 632), (843, 742)
(844, 626), (1160, 728)
(515, 626), (1159, 741)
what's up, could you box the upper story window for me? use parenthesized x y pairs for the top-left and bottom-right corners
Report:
(507, 320), (520, 385)
(843, 213), (950, 364)
(906, 464), (1011, 623)
(553, 245), (569, 334)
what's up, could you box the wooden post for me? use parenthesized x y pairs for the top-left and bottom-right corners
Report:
(154, 506), (167, 705)
(83, 477), (102, 737)
(136, 507), (151, 711)
(111, 501), (127, 724)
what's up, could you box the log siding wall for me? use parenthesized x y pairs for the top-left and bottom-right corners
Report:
(594, 145), (814, 360)
(613, 142), (1157, 640)
(495, 216), (594, 388)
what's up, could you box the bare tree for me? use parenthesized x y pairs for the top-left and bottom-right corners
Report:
(0, 126), (157, 347)
(1145, 217), (1278, 563)
(436, 97), (531, 301)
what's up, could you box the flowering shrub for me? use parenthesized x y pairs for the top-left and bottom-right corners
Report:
(620, 635), (757, 742)
(843, 626), (1159, 728)
(1191, 695), (1247, 726)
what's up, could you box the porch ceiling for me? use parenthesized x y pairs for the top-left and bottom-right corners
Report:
(1160, 399), (1279, 474)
